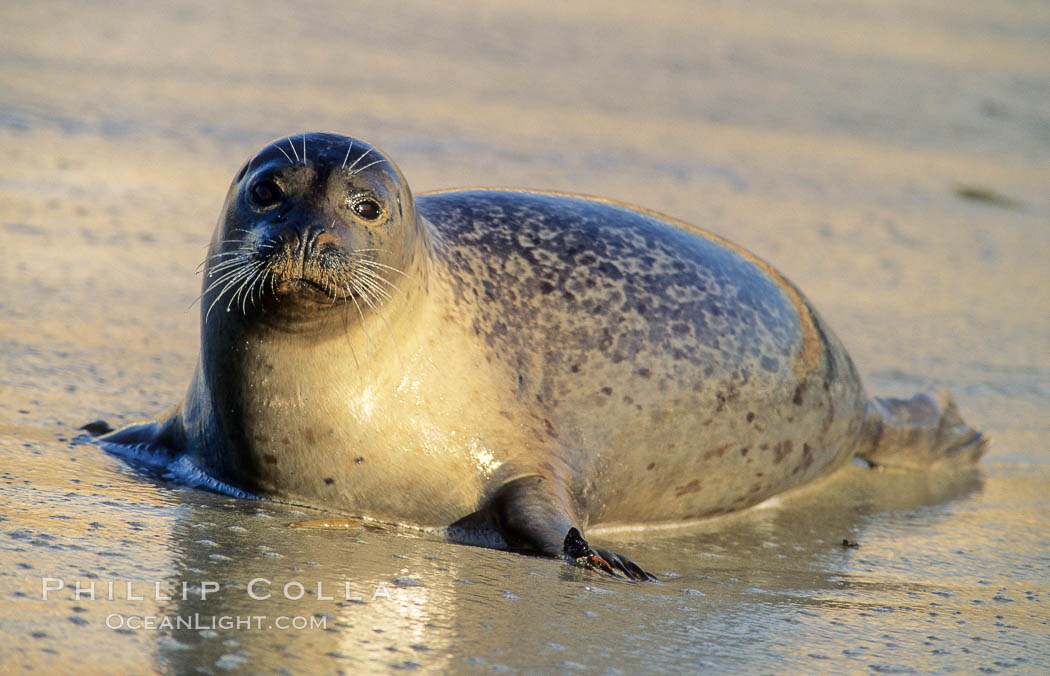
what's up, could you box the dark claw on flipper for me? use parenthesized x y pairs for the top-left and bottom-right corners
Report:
(563, 527), (657, 582)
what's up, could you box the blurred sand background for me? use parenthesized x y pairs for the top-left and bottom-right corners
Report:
(2, 1), (1048, 673)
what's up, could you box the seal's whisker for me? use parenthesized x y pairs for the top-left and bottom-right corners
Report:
(356, 281), (392, 307)
(302, 134), (307, 166)
(239, 264), (267, 314)
(346, 281), (375, 349)
(205, 246), (262, 262)
(354, 269), (395, 302)
(353, 264), (411, 299)
(238, 265), (267, 316)
(202, 258), (259, 290)
(344, 147), (374, 174)
(350, 158), (388, 176)
(259, 267), (275, 304)
(273, 143), (294, 166)
(357, 274), (402, 302)
(200, 265), (258, 299)
(353, 278), (401, 362)
(288, 136), (301, 164)
(204, 249), (256, 260)
(353, 265), (392, 294)
(204, 265), (258, 322)
(214, 260), (260, 297)
(339, 282), (362, 371)
(352, 258), (421, 286)
(206, 257), (261, 276)
(198, 251), (258, 273)
(228, 262), (266, 314)
(341, 140), (354, 170)
(206, 251), (256, 267)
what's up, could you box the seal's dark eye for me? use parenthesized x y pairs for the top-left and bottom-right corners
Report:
(250, 180), (282, 207)
(354, 199), (381, 220)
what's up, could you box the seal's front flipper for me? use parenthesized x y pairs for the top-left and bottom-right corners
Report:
(93, 417), (258, 500)
(94, 420), (180, 471)
(80, 420), (114, 436)
(858, 386), (989, 469)
(563, 527), (657, 581)
(489, 475), (656, 582)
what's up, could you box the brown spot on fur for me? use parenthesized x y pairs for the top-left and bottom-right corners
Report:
(636, 367), (651, 378)
(797, 446), (815, 473)
(793, 384), (805, 406)
(263, 454), (278, 465)
(303, 429), (317, 445)
(323, 477), (335, 485)
(354, 456), (365, 464)
(773, 440), (794, 463)
(646, 462), (656, 470)
(600, 386), (612, 396)
(544, 418), (558, 438)
(740, 447), (750, 456)
(759, 443), (770, 451)
(703, 445), (727, 460)
(499, 410), (513, 420)
(750, 482), (763, 493)
(254, 435), (269, 444)
(623, 395), (634, 405)
(675, 480), (702, 498)
(281, 437), (290, 446)
(746, 412), (755, 422)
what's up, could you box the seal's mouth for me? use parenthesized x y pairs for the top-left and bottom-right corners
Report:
(275, 277), (329, 294)
(271, 275), (350, 302)
(201, 244), (393, 323)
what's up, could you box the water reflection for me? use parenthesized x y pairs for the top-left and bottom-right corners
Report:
(140, 462), (983, 672)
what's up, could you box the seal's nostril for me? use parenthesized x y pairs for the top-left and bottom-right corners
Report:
(313, 231), (339, 248)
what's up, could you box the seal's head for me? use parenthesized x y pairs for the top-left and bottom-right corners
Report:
(201, 132), (425, 329)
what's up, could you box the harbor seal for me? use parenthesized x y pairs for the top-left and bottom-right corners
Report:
(97, 132), (987, 580)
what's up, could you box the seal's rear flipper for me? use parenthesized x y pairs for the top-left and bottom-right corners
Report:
(489, 475), (657, 581)
(857, 386), (989, 469)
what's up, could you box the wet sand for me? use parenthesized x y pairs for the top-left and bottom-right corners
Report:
(2, 0), (1048, 673)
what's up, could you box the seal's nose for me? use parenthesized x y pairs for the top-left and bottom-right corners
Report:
(274, 226), (339, 259)
(306, 229), (340, 257)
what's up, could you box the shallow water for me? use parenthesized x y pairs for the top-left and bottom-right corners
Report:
(2, 0), (1049, 673)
